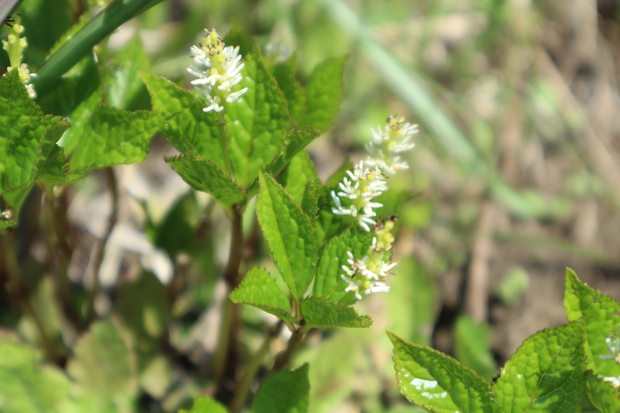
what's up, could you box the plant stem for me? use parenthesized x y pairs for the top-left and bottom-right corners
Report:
(85, 167), (119, 323)
(229, 320), (284, 413)
(272, 323), (307, 372)
(0, 229), (59, 364)
(213, 205), (244, 397)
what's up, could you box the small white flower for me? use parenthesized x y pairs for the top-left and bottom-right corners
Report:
(331, 160), (387, 231)
(188, 29), (248, 112)
(366, 115), (418, 174)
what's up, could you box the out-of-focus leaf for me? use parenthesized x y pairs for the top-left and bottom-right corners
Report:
(178, 397), (227, 413)
(252, 364), (310, 413)
(108, 35), (151, 111)
(272, 54), (305, 121)
(301, 56), (346, 133)
(454, 315), (497, 380)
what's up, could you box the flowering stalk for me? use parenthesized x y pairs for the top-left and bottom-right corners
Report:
(332, 115), (418, 301)
(2, 14), (36, 98)
(188, 29), (248, 113)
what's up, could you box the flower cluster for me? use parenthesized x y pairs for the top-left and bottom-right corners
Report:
(598, 334), (620, 388)
(187, 29), (248, 112)
(366, 115), (417, 174)
(331, 115), (418, 300)
(2, 15), (36, 98)
(341, 219), (397, 300)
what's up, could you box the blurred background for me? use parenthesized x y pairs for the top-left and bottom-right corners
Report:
(5, 0), (620, 411)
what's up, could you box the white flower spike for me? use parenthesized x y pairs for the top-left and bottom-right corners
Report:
(188, 29), (248, 112)
(366, 115), (418, 175)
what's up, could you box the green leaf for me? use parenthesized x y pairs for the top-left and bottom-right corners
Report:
(252, 363), (310, 413)
(108, 35), (151, 111)
(492, 321), (586, 413)
(225, 51), (291, 187)
(178, 397), (227, 413)
(264, 126), (321, 180)
(455, 316), (497, 380)
(166, 154), (246, 208)
(313, 228), (374, 302)
(0, 333), (71, 413)
(585, 372), (620, 413)
(6, 116), (70, 189)
(301, 297), (371, 328)
(301, 56), (346, 133)
(139, 71), (225, 167)
(223, 25), (257, 60)
(0, 69), (43, 183)
(67, 106), (166, 173)
(230, 267), (296, 323)
(388, 332), (499, 413)
(563, 268), (620, 373)
(66, 320), (138, 413)
(257, 170), (317, 299)
(281, 151), (320, 206)
(273, 54), (305, 121)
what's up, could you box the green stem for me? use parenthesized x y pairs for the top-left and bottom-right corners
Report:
(85, 167), (119, 323)
(217, 113), (234, 179)
(32, 0), (164, 98)
(0, 229), (59, 364)
(272, 323), (307, 372)
(213, 205), (244, 394)
(229, 320), (284, 413)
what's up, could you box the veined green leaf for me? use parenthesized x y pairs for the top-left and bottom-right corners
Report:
(225, 50), (291, 187)
(301, 297), (371, 328)
(230, 267), (296, 323)
(301, 56), (346, 133)
(281, 151), (320, 207)
(252, 364), (310, 413)
(492, 321), (586, 413)
(257, 170), (317, 299)
(264, 126), (320, 180)
(389, 332), (499, 413)
(67, 106), (165, 173)
(166, 154), (246, 208)
(272, 54), (305, 122)
(139, 70), (225, 167)
(108, 35), (151, 111)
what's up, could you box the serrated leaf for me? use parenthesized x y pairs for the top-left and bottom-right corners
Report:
(492, 322), (586, 413)
(0, 333), (71, 413)
(313, 228), (374, 302)
(281, 151), (320, 206)
(301, 297), (371, 328)
(585, 372), (620, 413)
(0, 69), (43, 185)
(178, 397), (227, 413)
(301, 56), (346, 133)
(273, 54), (305, 121)
(6, 116), (70, 189)
(66, 320), (137, 413)
(563, 268), (620, 374)
(252, 363), (310, 413)
(388, 332), (499, 413)
(230, 267), (296, 323)
(67, 106), (165, 173)
(225, 51), (291, 187)
(139, 71), (225, 166)
(108, 35), (151, 111)
(257, 170), (317, 299)
(166, 154), (246, 207)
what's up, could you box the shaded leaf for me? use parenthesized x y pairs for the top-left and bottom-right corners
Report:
(108, 35), (151, 111)
(178, 397), (227, 413)
(166, 154), (246, 208)
(455, 316), (497, 380)
(301, 56), (346, 133)
(272, 54), (305, 121)
(252, 364), (310, 413)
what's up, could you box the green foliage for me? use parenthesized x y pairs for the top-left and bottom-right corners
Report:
(454, 315), (497, 380)
(391, 270), (620, 412)
(251, 364), (310, 413)
(178, 397), (227, 413)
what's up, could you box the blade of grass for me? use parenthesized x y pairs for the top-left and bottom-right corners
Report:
(319, 0), (541, 218)
(32, 0), (164, 98)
